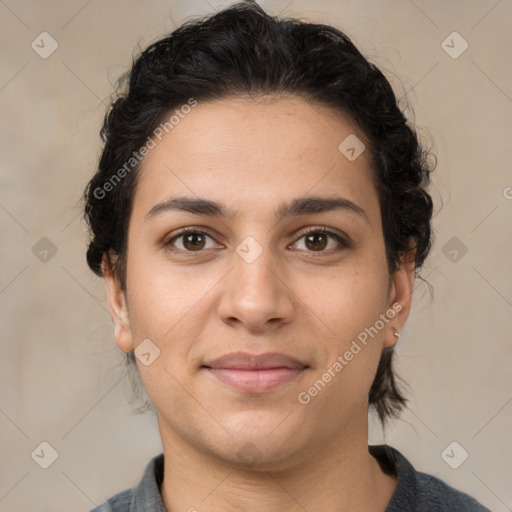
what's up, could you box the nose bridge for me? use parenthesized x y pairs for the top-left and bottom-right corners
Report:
(233, 234), (280, 300)
(217, 233), (294, 328)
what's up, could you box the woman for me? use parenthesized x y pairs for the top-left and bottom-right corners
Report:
(84, 2), (489, 510)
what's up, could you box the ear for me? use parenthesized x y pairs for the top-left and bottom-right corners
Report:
(383, 249), (416, 349)
(102, 252), (134, 352)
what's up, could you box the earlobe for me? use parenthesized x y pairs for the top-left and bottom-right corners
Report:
(102, 253), (135, 353)
(384, 250), (416, 348)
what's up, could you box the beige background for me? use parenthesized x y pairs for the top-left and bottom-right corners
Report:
(1, 0), (511, 510)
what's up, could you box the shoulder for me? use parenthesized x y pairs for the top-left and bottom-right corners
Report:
(88, 453), (165, 512)
(370, 444), (490, 512)
(414, 470), (490, 511)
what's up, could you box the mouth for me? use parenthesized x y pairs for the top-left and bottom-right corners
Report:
(201, 351), (309, 394)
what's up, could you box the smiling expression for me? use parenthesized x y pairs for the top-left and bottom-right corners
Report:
(104, 95), (412, 469)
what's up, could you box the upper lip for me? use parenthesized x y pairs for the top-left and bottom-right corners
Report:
(203, 351), (308, 370)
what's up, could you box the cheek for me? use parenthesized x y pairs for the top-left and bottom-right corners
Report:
(300, 256), (390, 386)
(305, 259), (390, 339)
(125, 245), (209, 339)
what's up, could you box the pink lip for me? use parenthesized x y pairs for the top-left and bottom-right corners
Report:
(203, 351), (307, 370)
(205, 368), (306, 393)
(202, 351), (308, 393)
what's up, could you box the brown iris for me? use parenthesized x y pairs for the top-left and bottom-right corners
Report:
(304, 232), (328, 251)
(183, 233), (206, 251)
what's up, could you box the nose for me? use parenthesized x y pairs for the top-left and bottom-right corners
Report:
(216, 242), (295, 333)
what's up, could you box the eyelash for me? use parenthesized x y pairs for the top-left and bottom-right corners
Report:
(163, 226), (350, 255)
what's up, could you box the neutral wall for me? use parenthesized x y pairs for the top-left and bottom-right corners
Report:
(1, 1), (511, 510)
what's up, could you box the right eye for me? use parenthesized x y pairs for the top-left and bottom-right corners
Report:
(164, 228), (219, 253)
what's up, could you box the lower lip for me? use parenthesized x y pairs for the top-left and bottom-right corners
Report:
(205, 367), (306, 393)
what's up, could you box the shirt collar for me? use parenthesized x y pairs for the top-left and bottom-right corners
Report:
(133, 453), (167, 511)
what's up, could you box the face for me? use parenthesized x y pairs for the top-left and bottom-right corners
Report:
(104, 95), (413, 470)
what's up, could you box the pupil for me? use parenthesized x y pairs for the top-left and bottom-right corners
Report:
(185, 233), (204, 250)
(306, 233), (326, 251)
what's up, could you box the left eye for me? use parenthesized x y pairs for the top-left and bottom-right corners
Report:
(292, 229), (348, 252)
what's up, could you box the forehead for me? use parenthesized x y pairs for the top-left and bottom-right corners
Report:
(132, 95), (378, 221)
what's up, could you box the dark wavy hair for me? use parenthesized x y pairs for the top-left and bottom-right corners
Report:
(83, 1), (435, 426)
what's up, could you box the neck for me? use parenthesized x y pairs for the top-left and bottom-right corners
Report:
(158, 412), (397, 512)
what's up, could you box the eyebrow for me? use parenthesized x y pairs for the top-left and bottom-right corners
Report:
(145, 195), (369, 224)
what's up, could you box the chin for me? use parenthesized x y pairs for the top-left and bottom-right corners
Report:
(219, 407), (297, 438)
(217, 440), (303, 473)
(212, 414), (307, 468)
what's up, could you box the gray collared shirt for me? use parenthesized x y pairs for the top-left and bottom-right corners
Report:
(90, 444), (490, 511)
